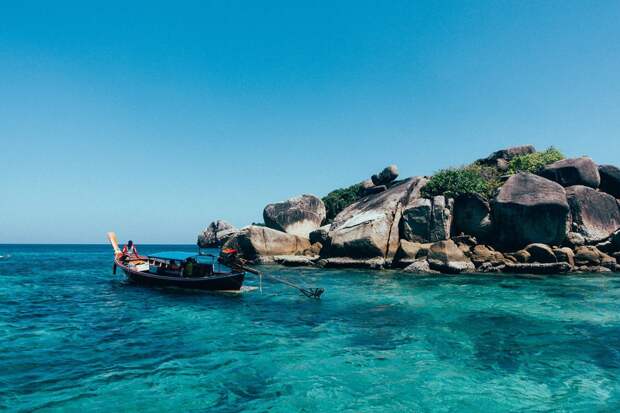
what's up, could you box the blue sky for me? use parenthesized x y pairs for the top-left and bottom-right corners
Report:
(1, 1), (619, 243)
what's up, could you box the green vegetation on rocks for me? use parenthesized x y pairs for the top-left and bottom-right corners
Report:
(421, 164), (501, 200)
(508, 147), (564, 174)
(322, 183), (362, 222)
(422, 146), (564, 200)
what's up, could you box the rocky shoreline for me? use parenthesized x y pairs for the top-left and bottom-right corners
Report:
(198, 145), (620, 275)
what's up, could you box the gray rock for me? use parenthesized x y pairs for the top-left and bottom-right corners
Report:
(326, 177), (426, 260)
(524, 243), (557, 263)
(505, 250), (531, 263)
(430, 196), (453, 242)
(222, 225), (311, 261)
(403, 259), (440, 274)
(263, 194), (326, 237)
(371, 165), (399, 186)
(599, 165), (620, 198)
(566, 185), (620, 243)
(470, 244), (506, 267)
(478, 145), (536, 167)
(427, 240), (475, 274)
(610, 230), (620, 252)
(553, 247), (575, 267)
(273, 255), (318, 266)
(541, 157), (600, 188)
(564, 232), (586, 248)
(504, 262), (572, 274)
(400, 198), (432, 242)
(197, 220), (239, 248)
(400, 194), (453, 243)
(363, 185), (387, 196)
(492, 173), (569, 249)
(304, 242), (323, 256)
(574, 245), (616, 267)
(583, 266), (613, 273)
(393, 240), (426, 268)
(309, 224), (330, 245)
(452, 193), (493, 242)
(318, 257), (386, 269)
(451, 234), (478, 247)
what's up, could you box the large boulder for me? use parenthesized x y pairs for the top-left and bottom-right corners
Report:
(309, 224), (330, 245)
(403, 259), (440, 274)
(540, 157), (600, 188)
(263, 194), (326, 237)
(371, 165), (399, 186)
(400, 198), (432, 242)
(564, 232), (586, 248)
(492, 173), (570, 249)
(477, 145), (536, 168)
(221, 225), (311, 261)
(470, 244), (506, 267)
(400, 194), (453, 243)
(197, 220), (239, 248)
(452, 193), (493, 241)
(430, 196), (453, 242)
(326, 177), (426, 260)
(553, 247), (575, 267)
(524, 243), (557, 263)
(505, 250), (531, 263)
(566, 185), (620, 243)
(599, 165), (620, 198)
(426, 240), (475, 274)
(393, 240), (429, 268)
(574, 245), (615, 267)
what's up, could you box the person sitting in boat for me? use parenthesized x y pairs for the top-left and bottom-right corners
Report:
(182, 257), (196, 277)
(121, 240), (139, 259)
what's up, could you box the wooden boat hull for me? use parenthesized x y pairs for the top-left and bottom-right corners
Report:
(116, 260), (245, 291)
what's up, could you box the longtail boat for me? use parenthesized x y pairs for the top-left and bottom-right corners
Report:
(107, 232), (245, 291)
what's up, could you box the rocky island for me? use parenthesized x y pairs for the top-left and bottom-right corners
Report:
(198, 145), (620, 275)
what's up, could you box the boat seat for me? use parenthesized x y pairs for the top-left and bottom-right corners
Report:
(195, 263), (214, 277)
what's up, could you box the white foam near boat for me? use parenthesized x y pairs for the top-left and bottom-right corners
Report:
(219, 286), (259, 294)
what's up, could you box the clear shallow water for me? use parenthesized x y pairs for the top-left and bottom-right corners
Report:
(1, 245), (620, 412)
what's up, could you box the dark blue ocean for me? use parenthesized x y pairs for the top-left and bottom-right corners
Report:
(2, 244), (620, 412)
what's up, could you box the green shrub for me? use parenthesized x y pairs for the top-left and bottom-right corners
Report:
(421, 164), (500, 199)
(508, 147), (564, 174)
(322, 183), (363, 222)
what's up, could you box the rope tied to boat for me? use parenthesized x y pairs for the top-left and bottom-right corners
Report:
(219, 250), (324, 299)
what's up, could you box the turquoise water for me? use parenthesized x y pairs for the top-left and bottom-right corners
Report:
(2, 245), (620, 412)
